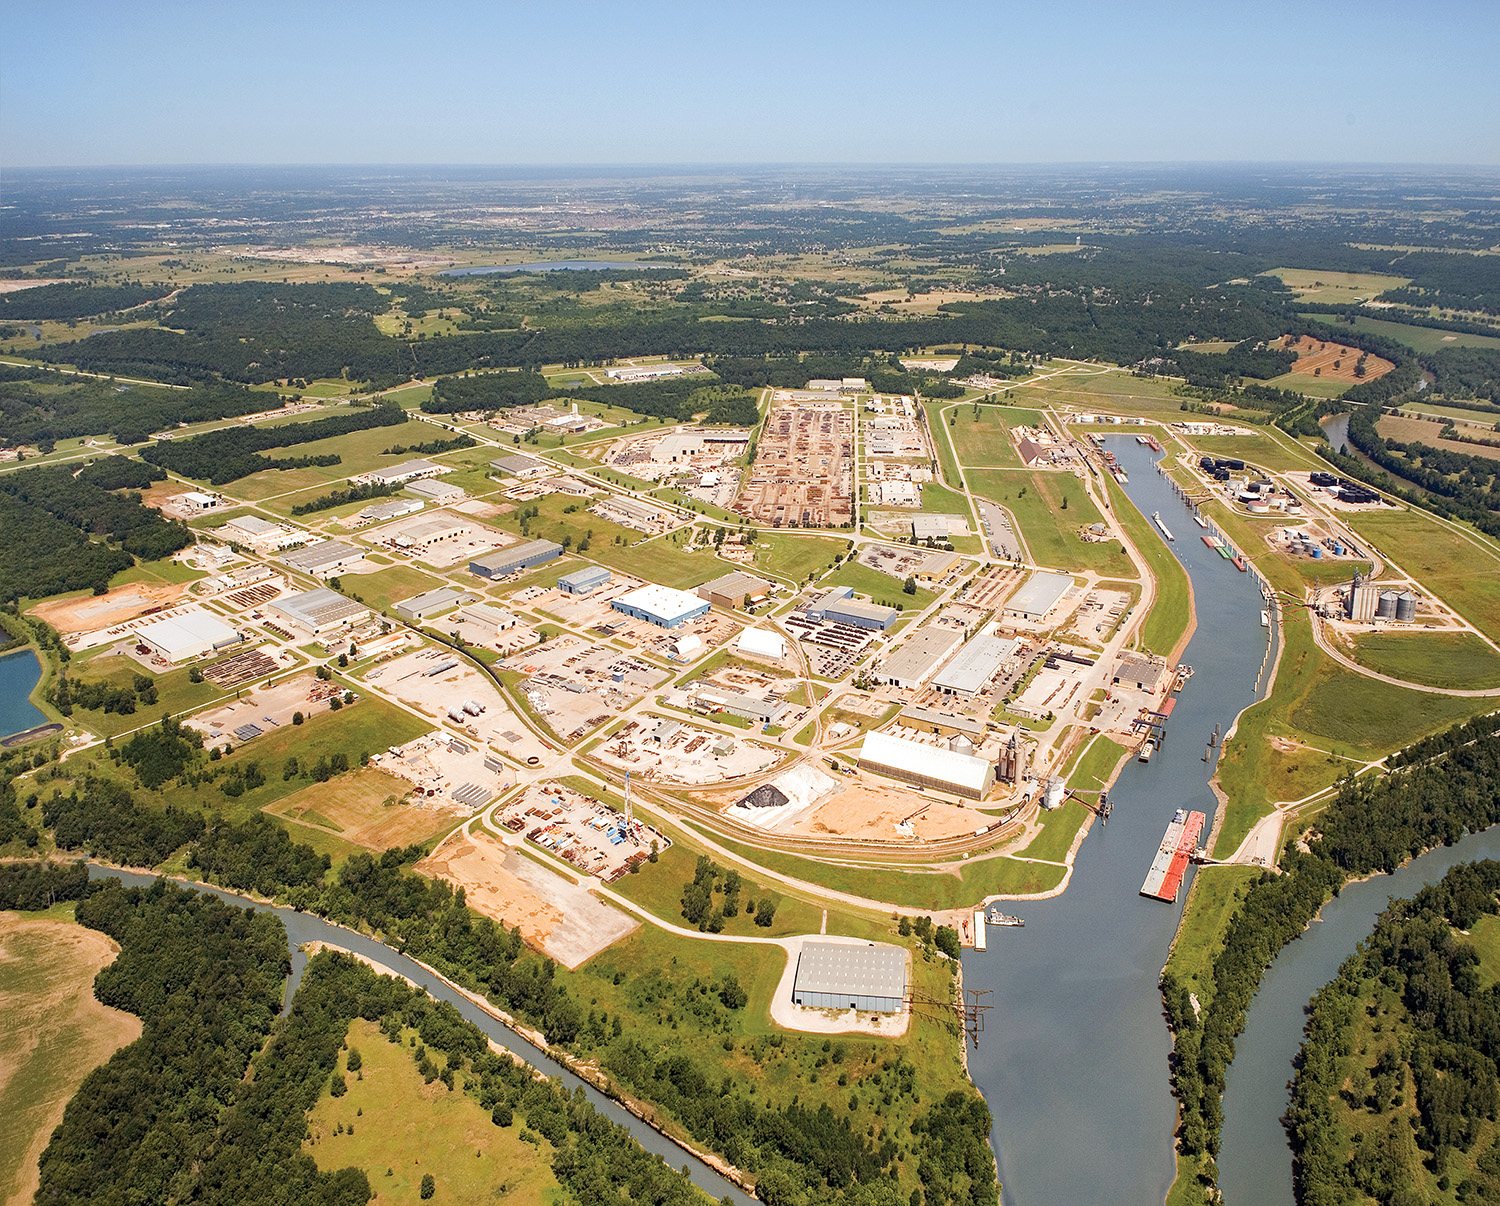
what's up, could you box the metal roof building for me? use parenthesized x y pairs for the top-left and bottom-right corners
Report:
(697, 571), (773, 610)
(1003, 571), (1074, 622)
(880, 627), (963, 689)
(363, 458), (445, 485)
(271, 588), (370, 635)
(612, 583), (711, 629)
(821, 597), (899, 631)
(911, 514), (964, 540)
(406, 478), (466, 503)
(469, 540), (564, 579)
(736, 627), (786, 661)
(281, 539), (365, 577)
(361, 498), (424, 522)
(932, 634), (1017, 698)
(858, 730), (995, 800)
(131, 611), (243, 664)
(792, 942), (907, 1013)
(489, 455), (552, 479)
(394, 586), (472, 622)
(558, 565), (612, 595)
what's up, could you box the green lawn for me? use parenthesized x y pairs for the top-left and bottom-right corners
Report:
(944, 404), (1045, 467)
(1349, 631), (1500, 690)
(339, 564), (445, 614)
(750, 534), (846, 586)
(59, 651), (230, 739)
(305, 1018), (560, 1206)
(968, 468), (1133, 576)
(1180, 430), (1321, 474)
(1064, 734), (1130, 795)
(1105, 476), (1189, 655)
(1016, 801), (1089, 864)
(824, 561), (935, 611)
(586, 536), (722, 589)
(1267, 267), (1410, 302)
(107, 558), (207, 588)
(1164, 865), (1263, 1011)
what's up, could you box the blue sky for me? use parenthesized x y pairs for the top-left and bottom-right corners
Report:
(5, 0), (1497, 166)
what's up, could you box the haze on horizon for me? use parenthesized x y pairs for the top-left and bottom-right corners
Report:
(5, 0), (1498, 169)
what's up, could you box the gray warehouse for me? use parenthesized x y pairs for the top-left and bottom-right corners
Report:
(792, 942), (907, 1013)
(1004, 571), (1074, 622)
(469, 540), (564, 579)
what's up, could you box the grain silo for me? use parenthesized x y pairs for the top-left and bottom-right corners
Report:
(1376, 590), (1398, 619)
(1395, 590), (1417, 623)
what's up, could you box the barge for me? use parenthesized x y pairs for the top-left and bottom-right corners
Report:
(1152, 512), (1175, 541)
(1140, 808), (1206, 903)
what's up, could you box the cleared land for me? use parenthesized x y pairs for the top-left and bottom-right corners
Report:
(1375, 412), (1500, 457)
(29, 581), (186, 635)
(1299, 311), (1500, 354)
(268, 766), (463, 851)
(305, 1018), (559, 1206)
(418, 830), (639, 969)
(1265, 268), (1410, 303)
(0, 913), (142, 1206)
(1348, 631), (1500, 690)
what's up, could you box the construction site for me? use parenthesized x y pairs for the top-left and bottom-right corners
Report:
(733, 402), (854, 528)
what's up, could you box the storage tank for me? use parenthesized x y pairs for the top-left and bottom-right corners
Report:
(446, 707), (467, 723)
(1332, 540), (1346, 556)
(1042, 776), (1066, 811)
(462, 699), (483, 716)
(949, 734), (975, 754)
(1311, 547), (1323, 559)
(1376, 590), (1398, 619)
(1395, 590), (1417, 623)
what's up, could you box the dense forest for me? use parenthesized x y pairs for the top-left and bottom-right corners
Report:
(1287, 860), (1500, 1205)
(141, 402), (405, 484)
(0, 282), (172, 321)
(0, 376), (282, 446)
(1163, 716), (1500, 1194)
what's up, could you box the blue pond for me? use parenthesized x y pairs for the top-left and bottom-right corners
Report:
(0, 648), (47, 740)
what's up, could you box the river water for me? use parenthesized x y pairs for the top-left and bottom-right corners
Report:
(0, 648), (47, 741)
(963, 437), (1272, 1206)
(1217, 822), (1500, 1205)
(84, 865), (751, 1205)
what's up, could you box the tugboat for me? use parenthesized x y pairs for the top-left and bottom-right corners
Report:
(985, 905), (1025, 927)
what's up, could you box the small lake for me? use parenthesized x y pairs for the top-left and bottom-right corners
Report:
(440, 261), (665, 276)
(0, 648), (47, 741)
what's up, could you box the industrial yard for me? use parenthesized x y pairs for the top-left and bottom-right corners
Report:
(733, 402), (854, 528)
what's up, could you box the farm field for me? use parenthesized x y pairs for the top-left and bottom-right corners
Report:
(1375, 411), (1500, 457)
(1297, 311), (1500, 354)
(1266, 267), (1410, 302)
(305, 1018), (560, 1206)
(0, 910), (142, 1206)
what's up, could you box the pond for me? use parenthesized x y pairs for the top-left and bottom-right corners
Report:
(0, 648), (47, 742)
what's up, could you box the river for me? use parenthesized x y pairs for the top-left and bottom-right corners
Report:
(84, 865), (751, 1205)
(0, 648), (47, 741)
(1217, 825), (1500, 1205)
(963, 437), (1273, 1206)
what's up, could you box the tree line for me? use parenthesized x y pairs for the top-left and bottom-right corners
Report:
(0, 377), (283, 447)
(1162, 714), (1500, 1195)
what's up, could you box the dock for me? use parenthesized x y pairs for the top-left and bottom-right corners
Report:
(1152, 512), (1175, 541)
(1140, 809), (1206, 903)
(972, 910), (987, 952)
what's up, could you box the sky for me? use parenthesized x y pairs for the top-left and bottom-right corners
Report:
(5, 0), (1498, 167)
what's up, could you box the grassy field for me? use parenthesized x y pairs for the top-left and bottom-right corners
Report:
(1016, 801), (1090, 864)
(1266, 267), (1410, 302)
(944, 403), (1045, 467)
(1348, 630), (1500, 690)
(229, 423), (425, 502)
(305, 1018), (560, 1206)
(1180, 430), (1320, 474)
(59, 648), (228, 739)
(1346, 508), (1500, 637)
(1297, 311), (1500, 354)
(266, 766), (462, 855)
(585, 534), (722, 588)
(0, 909), (142, 1206)
(824, 560), (935, 611)
(750, 534), (846, 586)
(967, 468), (1134, 577)
(1105, 477), (1191, 655)
(1262, 372), (1355, 400)
(1066, 734), (1130, 795)
(1009, 369), (1188, 416)
(340, 564), (446, 614)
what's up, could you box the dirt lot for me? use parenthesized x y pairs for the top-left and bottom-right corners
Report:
(1375, 413), (1499, 458)
(267, 766), (463, 850)
(1278, 333), (1394, 384)
(187, 673), (342, 746)
(31, 582), (187, 637)
(0, 917), (141, 1206)
(419, 830), (639, 969)
(777, 781), (996, 842)
(501, 635), (668, 743)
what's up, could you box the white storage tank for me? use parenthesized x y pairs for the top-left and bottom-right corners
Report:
(1042, 776), (1066, 811)
(462, 699), (484, 716)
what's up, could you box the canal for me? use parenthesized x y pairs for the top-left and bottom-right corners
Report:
(963, 437), (1273, 1206)
(86, 865), (752, 1205)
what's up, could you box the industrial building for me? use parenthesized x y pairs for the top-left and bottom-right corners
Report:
(857, 730), (996, 799)
(469, 540), (564, 579)
(489, 455), (552, 480)
(913, 551), (963, 583)
(281, 539), (365, 577)
(880, 627), (963, 690)
(270, 588), (370, 636)
(932, 634), (1017, 698)
(736, 628), (786, 661)
(1004, 571), (1074, 622)
(697, 571), (773, 610)
(807, 586), (899, 631)
(130, 611), (243, 664)
(1112, 653), (1166, 693)
(558, 565), (612, 595)
(897, 705), (986, 742)
(456, 602), (521, 633)
(611, 583), (711, 628)
(361, 498), (424, 522)
(388, 516), (466, 549)
(692, 687), (786, 726)
(592, 494), (666, 530)
(405, 478), (466, 504)
(359, 458), (446, 486)
(791, 942), (907, 1013)
(1345, 571), (1379, 622)
(394, 586), (472, 622)
(911, 514), (963, 541)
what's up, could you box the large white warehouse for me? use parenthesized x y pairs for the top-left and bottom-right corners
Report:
(857, 730), (995, 800)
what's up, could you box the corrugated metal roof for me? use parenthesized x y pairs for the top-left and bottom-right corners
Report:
(794, 942), (907, 1000)
(859, 730), (994, 793)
